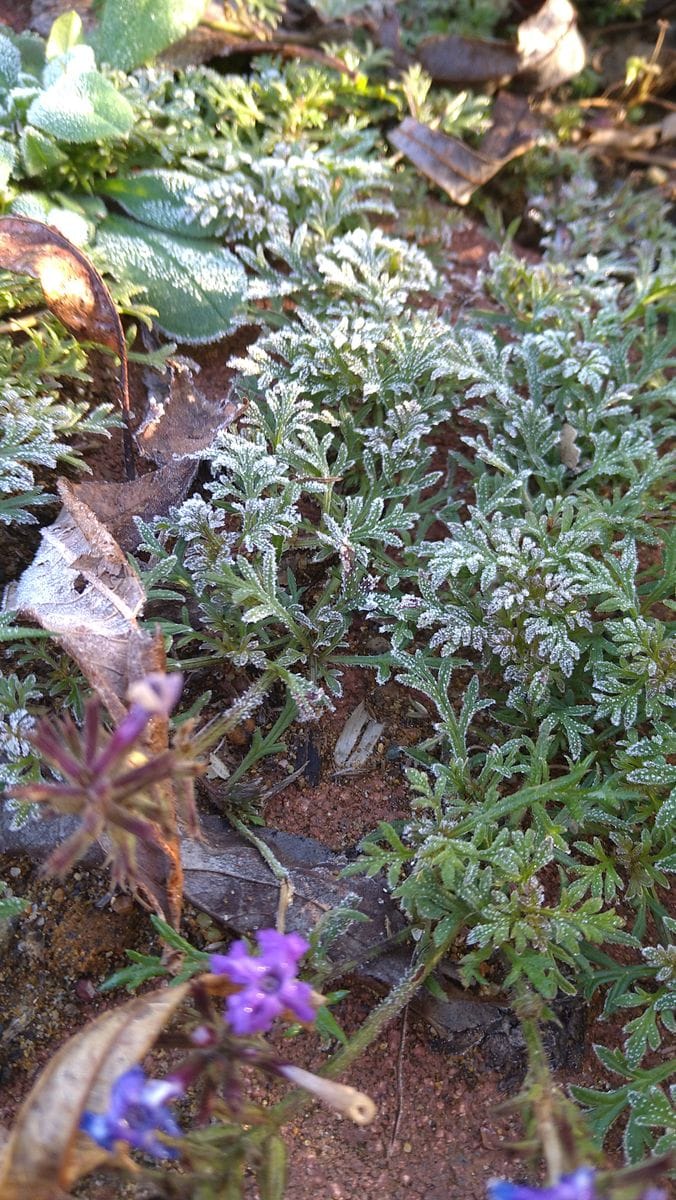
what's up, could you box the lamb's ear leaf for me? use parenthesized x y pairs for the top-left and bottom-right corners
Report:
(0, 34), (21, 89)
(95, 214), (247, 343)
(27, 70), (134, 144)
(0, 983), (189, 1200)
(95, 0), (208, 72)
(99, 170), (222, 238)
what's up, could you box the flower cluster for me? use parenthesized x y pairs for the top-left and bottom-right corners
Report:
(13, 671), (198, 886)
(80, 1067), (184, 1160)
(210, 929), (315, 1035)
(489, 1169), (666, 1200)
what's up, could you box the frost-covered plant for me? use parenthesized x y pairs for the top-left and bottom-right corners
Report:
(134, 290), (446, 720)
(0, 311), (117, 524)
(347, 180), (676, 1161)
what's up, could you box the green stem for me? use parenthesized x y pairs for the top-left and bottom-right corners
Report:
(269, 930), (457, 1128)
(228, 813), (293, 932)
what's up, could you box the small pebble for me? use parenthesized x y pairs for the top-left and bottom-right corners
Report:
(111, 894), (133, 915)
(75, 978), (97, 1002)
(9, 867), (20, 878)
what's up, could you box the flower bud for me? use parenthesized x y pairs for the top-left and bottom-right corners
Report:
(277, 1064), (376, 1125)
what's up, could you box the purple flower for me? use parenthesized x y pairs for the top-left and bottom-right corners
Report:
(488, 1169), (597, 1200)
(80, 1067), (184, 1160)
(210, 929), (316, 1035)
(92, 672), (184, 775)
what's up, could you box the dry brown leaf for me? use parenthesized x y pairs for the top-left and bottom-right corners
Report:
(136, 356), (245, 467)
(389, 94), (539, 206)
(72, 462), (197, 553)
(4, 479), (151, 723)
(559, 422), (581, 471)
(0, 216), (131, 426)
(417, 34), (519, 86)
(418, 0), (585, 90)
(0, 984), (189, 1200)
(517, 0), (586, 90)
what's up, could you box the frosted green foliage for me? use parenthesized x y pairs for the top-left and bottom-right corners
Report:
(95, 0), (208, 72)
(0, 34), (21, 90)
(94, 215), (247, 342)
(99, 140), (393, 251)
(0, 139), (15, 189)
(0, 672), (41, 797)
(10, 190), (94, 244)
(315, 228), (439, 319)
(0, 318), (117, 524)
(234, 310), (451, 415)
(27, 48), (134, 143)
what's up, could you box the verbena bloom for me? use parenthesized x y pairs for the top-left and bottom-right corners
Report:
(210, 929), (315, 1035)
(80, 1066), (184, 1160)
(488, 1172), (666, 1200)
(489, 1170), (596, 1200)
(92, 673), (184, 776)
(13, 671), (199, 886)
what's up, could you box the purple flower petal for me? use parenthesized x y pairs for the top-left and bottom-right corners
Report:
(80, 1067), (184, 1161)
(211, 928), (315, 1035)
(279, 978), (315, 1023)
(488, 1169), (597, 1200)
(256, 929), (309, 968)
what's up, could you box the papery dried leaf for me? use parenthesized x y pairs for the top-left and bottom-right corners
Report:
(0, 984), (189, 1200)
(136, 356), (245, 466)
(418, 34), (518, 86)
(333, 702), (384, 770)
(389, 95), (539, 206)
(73, 462), (198, 553)
(0, 216), (130, 419)
(517, 0), (586, 90)
(3, 480), (150, 723)
(560, 422), (581, 471)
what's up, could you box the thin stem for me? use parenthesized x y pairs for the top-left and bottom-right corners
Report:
(268, 930), (457, 1128)
(228, 813), (293, 932)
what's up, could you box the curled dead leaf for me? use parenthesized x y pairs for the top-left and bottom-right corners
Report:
(0, 984), (189, 1200)
(3, 479), (151, 722)
(389, 93), (540, 206)
(517, 0), (586, 90)
(0, 217), (131, 436)
(417, 34), (519, 87)
(136, 356), (245, 466)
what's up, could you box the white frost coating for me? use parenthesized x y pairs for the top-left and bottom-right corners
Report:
(27, 70), (134, 143)
(95, 215), (247, 343)
(0, 34), (21, 90)
(42, 43), (96, 88)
